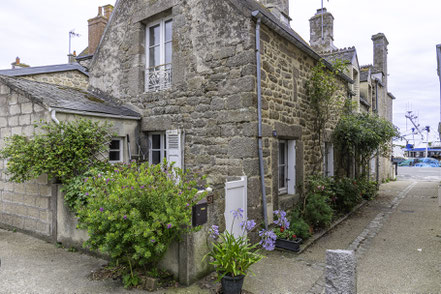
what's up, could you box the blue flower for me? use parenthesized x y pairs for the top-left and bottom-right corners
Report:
(241, 220), (256, 231)
(231, 208), (244, 220)
(259, 229), (277, 251)
(209, 225), (219, 239)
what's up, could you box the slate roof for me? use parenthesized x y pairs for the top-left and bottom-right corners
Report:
(0, 75), (140, 119)
(0, 63), (88, 77)
(320, 47), (357, 64)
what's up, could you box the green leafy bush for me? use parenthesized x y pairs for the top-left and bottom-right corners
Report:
(288, 211), (311, 240)
(0, 119), (112, 183)
(331, 177), (362, 213)
(357, 178), (378, 200)
(76, 160), (205, 287)
(303, 193), (333, 230)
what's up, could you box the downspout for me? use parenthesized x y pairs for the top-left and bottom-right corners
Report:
(374, 80), (379, 183)
(49, 108), (60, 124)
(253, 11), (268, 230)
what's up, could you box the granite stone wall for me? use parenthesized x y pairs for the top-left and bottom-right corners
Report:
(21, 71), (89, 90)
(0, 82), (54, 239)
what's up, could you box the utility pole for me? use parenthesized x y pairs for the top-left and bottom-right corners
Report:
(436, 44), (441, 139)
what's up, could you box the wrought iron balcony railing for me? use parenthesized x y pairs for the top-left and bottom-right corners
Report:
(146, 64), (172, 92)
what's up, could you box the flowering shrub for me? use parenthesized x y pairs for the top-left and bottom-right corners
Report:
(76, 160), (205, 287)
(204, 208), (267, 280)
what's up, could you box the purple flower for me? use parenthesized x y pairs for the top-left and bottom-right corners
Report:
(259, 229), (277, 251)
(114, 169), (119, 173)
(123, 215), (127, 220)
(131, 186), (134, 190)
(274, 210), (290, 229)
(241, 219), (256, 231)
(85, 192), (89, 196)
(150, 239), (156, 243)
(99, 207), (104, 212)
(84, 178), (88, 183)
(106, 178), (111, 184)
(167, 223), (172, 229)
(140, 185), (145, 189)
(186, 203), (190, 207)
(98, 174), (102, 178)
(231, 208), (244, 220)
(209, 225), (219, 239)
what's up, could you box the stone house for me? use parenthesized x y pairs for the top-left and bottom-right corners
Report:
(0, 0), (395, 285)
(309, 8), (395, 181)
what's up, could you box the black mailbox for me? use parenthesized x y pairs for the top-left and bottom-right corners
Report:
(192, 198), (207, 227)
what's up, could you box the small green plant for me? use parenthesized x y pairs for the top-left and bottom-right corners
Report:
(303, 193), (333, 230)
(204, 209), (266, 281)
(288, 212), (311, 240)
(76, 160), (206, 288)
(331, 177), (362, 213)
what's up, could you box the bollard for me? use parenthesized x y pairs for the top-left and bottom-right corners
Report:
(325, 249), (357, 294)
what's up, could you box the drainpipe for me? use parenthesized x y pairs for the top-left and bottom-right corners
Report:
(374, 80), (379, 184)
(49, 108), (60, 124)
(252, 11), (268, 230)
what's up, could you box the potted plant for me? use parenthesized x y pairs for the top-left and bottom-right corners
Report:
(204, 208), (276, 294)
(273, 210), (303, 252)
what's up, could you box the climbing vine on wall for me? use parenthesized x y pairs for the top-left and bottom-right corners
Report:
(305, 59), (346, 172)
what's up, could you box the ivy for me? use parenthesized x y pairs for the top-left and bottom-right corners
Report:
(0, 119), (113, 184)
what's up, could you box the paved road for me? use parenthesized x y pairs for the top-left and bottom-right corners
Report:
(398, 166), (441, 181)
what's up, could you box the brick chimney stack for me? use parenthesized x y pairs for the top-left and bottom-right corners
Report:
(88, 4), (113, 55)
(259, 0), (291, 26)
(372, 33), (389, 88)
(11, 56), (30, 69)
(309, 8), (337, 52)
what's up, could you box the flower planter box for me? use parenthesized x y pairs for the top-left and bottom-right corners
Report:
(275, 238), (302, 252)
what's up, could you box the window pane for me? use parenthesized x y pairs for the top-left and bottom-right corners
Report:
(165, 42), (172, 64)
(152, 151), (161, 165)
(149, 25), (160, 46)
(110, 140), (120, 150)
(165, 20), (172, 41)
(149, 46), (160, 67)
(109, 151), (120, 161)
(278, 166), (285, 188)
(152, 134), (161, 149)
(279, 142), (285, 164)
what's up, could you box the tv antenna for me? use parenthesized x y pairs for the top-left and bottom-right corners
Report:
(69, 30), (81, 55)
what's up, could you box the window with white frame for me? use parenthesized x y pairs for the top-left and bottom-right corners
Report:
(146, 18), (172, 92)
(278, 140), (296, 195)
(109, 138), (123, 163)
(148, 133), (167, 165)
(324, 142), (334, 177)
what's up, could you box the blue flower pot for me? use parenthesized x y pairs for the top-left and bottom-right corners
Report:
(221, 274), (245, 294)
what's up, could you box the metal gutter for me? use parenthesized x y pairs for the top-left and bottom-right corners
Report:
(49, 108), (60, 125)
(49, 107), (141, 120)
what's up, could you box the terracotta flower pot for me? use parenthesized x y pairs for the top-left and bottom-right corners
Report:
(221, 274), (245, 294)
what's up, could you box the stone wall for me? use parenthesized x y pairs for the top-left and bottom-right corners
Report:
(259, 24), (348, 209)
(0, 82), (54, 239)
(20, 71), (89, 90)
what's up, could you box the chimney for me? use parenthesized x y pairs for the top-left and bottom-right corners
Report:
(372, 33), (389, 87)
(68, 50), (77, 64)
(309, 8), (337, 52)
(87, 5), (113, 55)
(11, 56), (30, 69)
(259, 0), (291, 26)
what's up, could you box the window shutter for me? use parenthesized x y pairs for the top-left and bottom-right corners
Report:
(328, 144), (334, 177)
(166, 129), (183, 169)
(287, 140), (296, 194)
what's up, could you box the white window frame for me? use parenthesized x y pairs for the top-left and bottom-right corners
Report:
(324, 142), (335, 177)
(278, 140), (296, 195)
(145, 17), (173, 92)
(148, 132), (167, 165)
(278, 140), (288, 194)
(109, 138), (123, 163)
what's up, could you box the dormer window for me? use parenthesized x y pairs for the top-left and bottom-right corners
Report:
(146, 18), (172, 92)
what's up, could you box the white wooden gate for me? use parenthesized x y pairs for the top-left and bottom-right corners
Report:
(224, 176), (247, 238)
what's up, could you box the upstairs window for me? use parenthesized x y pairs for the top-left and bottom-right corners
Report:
(146, 18), (172, 92)
(278, 140), (296, 195)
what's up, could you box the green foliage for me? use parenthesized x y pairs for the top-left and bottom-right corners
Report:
(303, 193), (333, 230)
(305, 59), (346, 171)
(357, 178), (378, 200)
(75, 160), (205, 288)
(204, 230), (263, 280)
(332, 113), (399, 177)
(331, 177), (362, 213)
(289, 217), (311, 240)
(0, 119), (112, 183)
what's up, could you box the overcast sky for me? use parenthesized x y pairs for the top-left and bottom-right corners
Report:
(1, 0), (440, 144)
